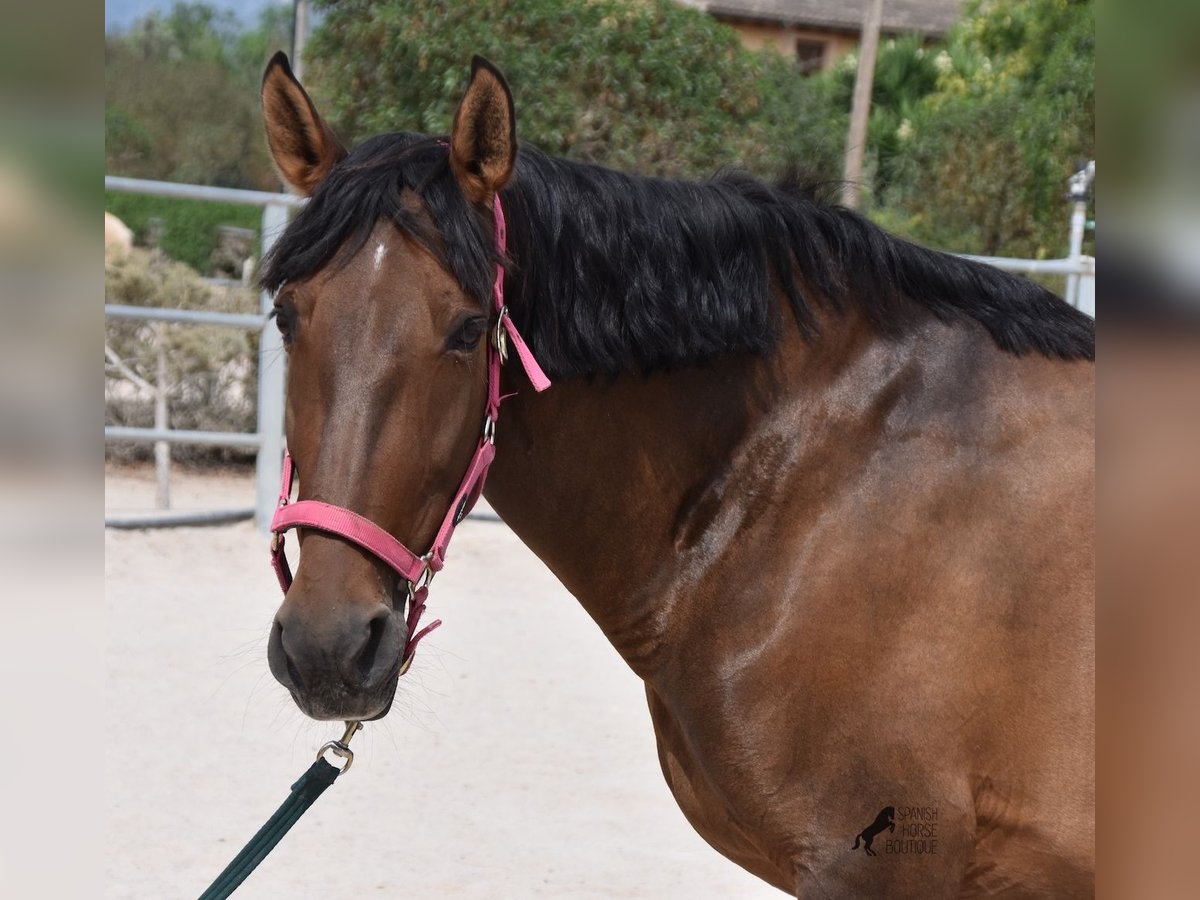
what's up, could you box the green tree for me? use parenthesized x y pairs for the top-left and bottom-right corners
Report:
(230, 3), (295, 83)
(877, 0), (1094, 257)
(104, 2), (285, 189)
(305, 0), (815, 180)
(810, 35), (943, 197)
(105, 3), (294, 270)
(105, 249), (259, 465)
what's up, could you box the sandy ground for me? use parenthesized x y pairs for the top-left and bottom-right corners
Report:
(104, 465), (780, 899)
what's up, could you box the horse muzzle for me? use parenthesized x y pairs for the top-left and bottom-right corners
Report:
(267, 599), (405, 721)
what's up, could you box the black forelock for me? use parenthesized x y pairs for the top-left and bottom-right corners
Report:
(261, 135), (1094, 378)
(260, 133), (495, 306)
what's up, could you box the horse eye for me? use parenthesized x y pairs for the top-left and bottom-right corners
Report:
(272, 303), (295, 346)
(449, 317), (487, 352)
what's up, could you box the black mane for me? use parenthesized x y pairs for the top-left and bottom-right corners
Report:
(262, 134), (1095, 377)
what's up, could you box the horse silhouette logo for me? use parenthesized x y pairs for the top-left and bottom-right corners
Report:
(852, 806), (895, 856)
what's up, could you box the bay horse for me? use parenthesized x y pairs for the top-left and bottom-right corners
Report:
(258, 53), (1094, 897)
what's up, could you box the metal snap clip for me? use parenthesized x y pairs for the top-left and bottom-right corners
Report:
(316, 721), (363, 774)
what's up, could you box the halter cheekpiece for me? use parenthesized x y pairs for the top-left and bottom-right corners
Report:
(269, 189), (551, 674)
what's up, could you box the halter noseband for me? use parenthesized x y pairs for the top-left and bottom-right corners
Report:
(269, 191), (550, 674)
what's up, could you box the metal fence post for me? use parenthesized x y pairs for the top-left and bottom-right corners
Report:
(255, 201), (290, 532)
(1065, 161), (1095, 309)
(1076, 258), (1096, 319)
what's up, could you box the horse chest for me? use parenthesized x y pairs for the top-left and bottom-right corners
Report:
(645, 687), (797, 892)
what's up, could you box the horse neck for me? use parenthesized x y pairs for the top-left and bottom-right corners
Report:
(483, 302), (879, 677)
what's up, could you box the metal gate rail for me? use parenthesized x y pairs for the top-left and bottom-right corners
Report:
(105, 176), (303, 531)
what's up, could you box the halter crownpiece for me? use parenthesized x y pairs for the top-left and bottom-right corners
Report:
(269, 188), (550, 672)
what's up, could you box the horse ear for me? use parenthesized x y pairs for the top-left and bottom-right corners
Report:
(261, 51), (347, 196)
(449, 56), (517, 205)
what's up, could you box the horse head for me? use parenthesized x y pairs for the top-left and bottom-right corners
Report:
(259, 54), (518, 721)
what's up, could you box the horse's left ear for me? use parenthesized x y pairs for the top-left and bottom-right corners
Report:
(449, 56), (517, 205)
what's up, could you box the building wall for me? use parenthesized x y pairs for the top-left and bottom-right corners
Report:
(719, 19), (858, 72)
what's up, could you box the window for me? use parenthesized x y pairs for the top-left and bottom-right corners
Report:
(796, 39), (826, 75)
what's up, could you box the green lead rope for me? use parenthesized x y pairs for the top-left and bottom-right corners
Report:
(197, 758), (342, 900)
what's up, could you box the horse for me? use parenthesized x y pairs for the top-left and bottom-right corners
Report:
(257, 52), (1094, 898)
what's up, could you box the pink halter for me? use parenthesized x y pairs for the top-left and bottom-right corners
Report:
(269, 190), (550, 673)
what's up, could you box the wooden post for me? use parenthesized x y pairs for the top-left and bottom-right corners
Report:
(841, 0), (885, 209)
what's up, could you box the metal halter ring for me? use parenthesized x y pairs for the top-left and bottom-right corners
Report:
(482, 414), (496, 445)
(405, 553), (435, 603)
(317, 721), (362, 774)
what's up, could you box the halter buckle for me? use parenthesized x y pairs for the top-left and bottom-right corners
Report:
(405, 553), (435, 603)
(493, 307), (510, 363)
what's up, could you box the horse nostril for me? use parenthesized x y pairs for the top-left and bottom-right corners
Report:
(268, 616), (306, 693)
(286, 654), (305, 694)
(355, 610), (390, 687)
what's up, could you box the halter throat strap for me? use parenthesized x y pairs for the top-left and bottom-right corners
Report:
(269, 190), (549, 667)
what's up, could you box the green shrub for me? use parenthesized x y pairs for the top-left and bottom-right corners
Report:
(104, 6), (282, 191)
(104, 191), (263, 273)
(306, 0), (820, 180)
(104, 248), (261, 465)
(834, 36), (942, 196)
(874, 0), (1094, 258)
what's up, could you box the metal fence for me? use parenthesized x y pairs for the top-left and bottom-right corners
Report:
(962, 161), (1096, 317)
(104, 176), (302, 531)
(104, 173), (1095, 531)
(963, 254), (1096, 318)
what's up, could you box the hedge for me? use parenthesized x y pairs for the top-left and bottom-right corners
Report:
(104, 191), (263, 274)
